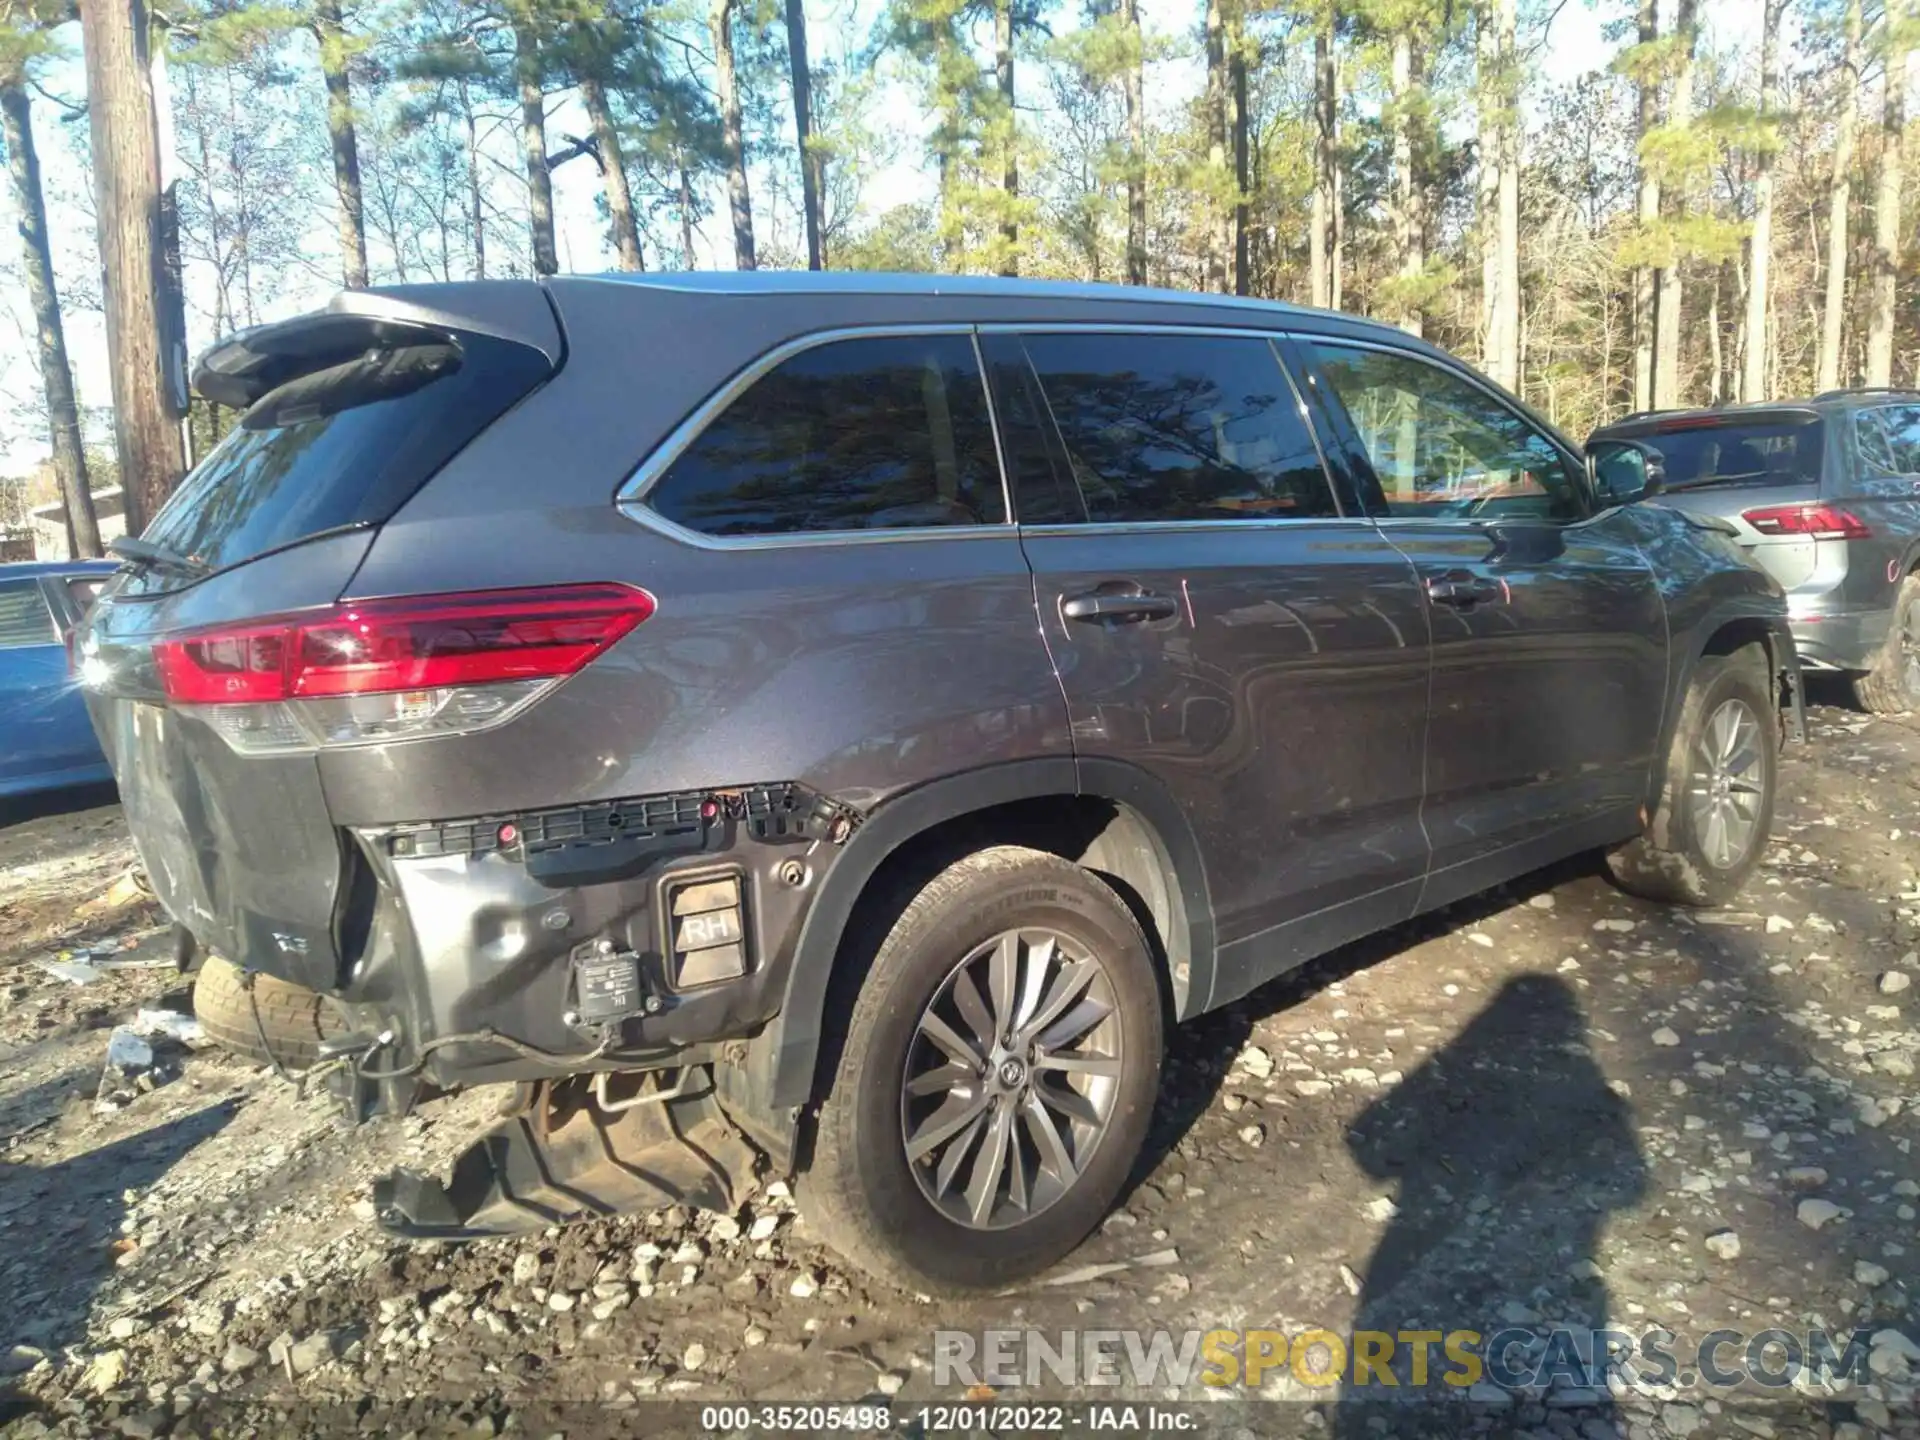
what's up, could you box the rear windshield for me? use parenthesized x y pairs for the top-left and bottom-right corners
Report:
(141, 328), (550, 581)
(1632, 417), (1824, 489)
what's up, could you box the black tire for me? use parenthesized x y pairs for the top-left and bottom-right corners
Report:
(1608, 643), (1777, 907)
(803, 845), (1164, 1294)
(1848, 574), (1920, 715)
(192, 954), (342, 1069)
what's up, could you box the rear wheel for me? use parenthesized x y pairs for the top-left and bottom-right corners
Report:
(1608, 643), (1777, 907)
(1849, 574), (1920, 715)
(803, 846), (1163, 1293)
(192, 954), (342, 1069)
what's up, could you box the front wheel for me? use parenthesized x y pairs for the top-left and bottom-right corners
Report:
(803, 846), (1164, 1293)
(1608, 643), (1777, 907)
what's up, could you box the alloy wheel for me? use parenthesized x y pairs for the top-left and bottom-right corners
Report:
(1687, 697), (1766, 869)
(900, 928), (1123, 1231)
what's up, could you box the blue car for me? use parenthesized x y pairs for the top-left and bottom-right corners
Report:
(0, 559), (120, 799)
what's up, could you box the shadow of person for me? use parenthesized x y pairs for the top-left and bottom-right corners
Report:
(1335, 974), (1647, 1435)
(0, 1097), (239, 1370)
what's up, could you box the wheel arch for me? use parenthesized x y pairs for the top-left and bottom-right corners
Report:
(744, 759), (1213, 1126)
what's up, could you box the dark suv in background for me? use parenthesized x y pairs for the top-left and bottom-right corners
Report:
(77, 274), (1794, 1292)
(1591, 390), (1920, 713)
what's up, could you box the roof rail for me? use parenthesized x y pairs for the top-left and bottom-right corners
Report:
(1813, 386), (1920, 401)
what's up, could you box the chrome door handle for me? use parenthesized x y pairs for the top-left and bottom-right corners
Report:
(1426, 575), (1501, 608)
(1062, 591), (1178, 624)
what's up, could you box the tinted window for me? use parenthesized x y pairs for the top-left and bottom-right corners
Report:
(142, 329), (550, 584)
(980, 337), (1087, 525)
(647, 334), (1004, 537)
(1014, 333), (1335, 524)
(1632, 417), (1823, 488)
(1314, 344), (1582, 520)
(0, 581), (54, 650)
(1856, 406), (1920, 474)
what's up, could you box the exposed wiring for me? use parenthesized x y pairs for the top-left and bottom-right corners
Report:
(352, 1027), (615, 1082)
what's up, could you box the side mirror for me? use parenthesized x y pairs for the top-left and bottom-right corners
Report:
(1586, 438), (1667, 505)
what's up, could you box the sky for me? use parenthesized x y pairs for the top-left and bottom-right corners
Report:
(0, 0), (1764, 478)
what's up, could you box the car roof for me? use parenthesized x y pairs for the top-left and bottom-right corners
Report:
(0, 559), (122, 579)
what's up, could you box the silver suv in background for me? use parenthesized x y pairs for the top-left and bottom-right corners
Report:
(1590, 392), (1920, 713)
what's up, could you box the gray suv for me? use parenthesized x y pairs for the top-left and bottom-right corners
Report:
(77, 274), (1795, 1292)
(1591, 392), (1920, 713)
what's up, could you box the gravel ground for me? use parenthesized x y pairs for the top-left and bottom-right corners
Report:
(2, 696), (1918, 1439)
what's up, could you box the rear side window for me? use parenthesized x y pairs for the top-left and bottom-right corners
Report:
(142, 328), (550, 582)
(1632, 417), (1824, 488)
(1855, 406), (1920, 474)
(0, 581), (54, 650)
(1016, 332), (1337, 523)
(645, 334), (1005, 537)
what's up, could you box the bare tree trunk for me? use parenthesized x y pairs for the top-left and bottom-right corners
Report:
(1708, 260), (1725, 404)
(315, 0), (368, 288)
(79, 0), (185, 532)
(1476, 0), (1518, 388)
(1203, 0), (1228, 292)
(678, 154), (696, 267)
(460, 79), (485, 278)
(1477, 2), (1499, 366)
(1229, 20), (1249, 296)
(994, 0), (1017, 274)
(513, 20), (558, 275)
(1122, 0), (1145, 285)
(579, 74), (642, 270)
(1495, 0), (1518, 390)
(785, 0), (824, 269)
(1653, 0), (1698, 409)
(1310, 17), (1335, 308)
(710, 0), (756, 270)
(1742, 0), (1788, 402)
(2, 80), (99, 557)
(1866, 40), (1911, 386)
(1632, 0), (1659, 412)
(1819, 0), (1863, 392)
(1390, 31), (1424, 337)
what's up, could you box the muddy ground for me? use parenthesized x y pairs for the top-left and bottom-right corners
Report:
(2, 694), (1918, 1439)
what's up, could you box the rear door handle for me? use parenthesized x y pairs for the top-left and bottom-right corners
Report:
(1425, 574), (1502, 609)
(1062, 591), (1178, 624)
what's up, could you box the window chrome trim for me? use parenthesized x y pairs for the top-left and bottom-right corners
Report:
(623, 506), (1019, 553)
(1300, 332), (1598, 525)
(614, 323), (1015, 549)
(1017, 517), (1383, 539)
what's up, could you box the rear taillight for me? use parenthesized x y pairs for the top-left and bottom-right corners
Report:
(1741, 504), (1872, 540)
(153, 584), (653, 753)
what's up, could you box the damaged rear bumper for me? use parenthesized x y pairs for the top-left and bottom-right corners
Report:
(302, 781), (859, 1109)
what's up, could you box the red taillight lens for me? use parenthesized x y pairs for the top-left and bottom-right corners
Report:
(154, 584), (655, 705)
(1741, 504), (1872, 540)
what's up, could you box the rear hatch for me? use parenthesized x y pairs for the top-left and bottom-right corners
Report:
(1627, 412), (1829, 591)
(77, 288), (559, 992)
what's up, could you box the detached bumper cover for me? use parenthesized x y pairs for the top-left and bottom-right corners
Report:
(374, 1069), (759, 1240)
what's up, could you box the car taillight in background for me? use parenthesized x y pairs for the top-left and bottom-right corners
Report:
(152, 583), (654, 754)
(1741, 505), (1872, 540)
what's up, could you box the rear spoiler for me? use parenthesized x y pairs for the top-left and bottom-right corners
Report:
(193, 281), (563, 410)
